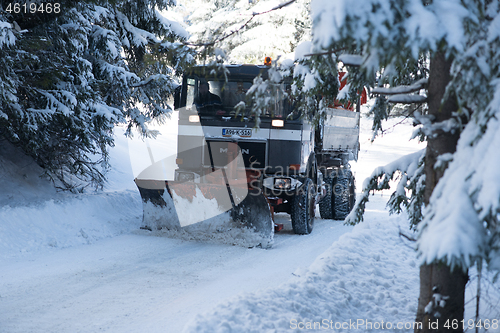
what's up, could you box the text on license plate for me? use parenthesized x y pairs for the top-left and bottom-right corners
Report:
(222, 128), (252, 137)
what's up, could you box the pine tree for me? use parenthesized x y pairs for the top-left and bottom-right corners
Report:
(304, 0), (500, 330)
(0, 0), (194, 190)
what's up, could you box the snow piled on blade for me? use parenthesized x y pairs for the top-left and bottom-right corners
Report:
(183, 211), (419, 332)
(171, 188), (225, 227)
(143, 200), (272, 249)
(151, 214), (273, 249)
(141, 190), (273, 248)
(140, 187), (228, 230)
(418, 87), (500, 269)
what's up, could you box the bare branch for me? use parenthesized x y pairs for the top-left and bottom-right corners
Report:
(184, 0), (297, 48)
(399, 230), (417, 242)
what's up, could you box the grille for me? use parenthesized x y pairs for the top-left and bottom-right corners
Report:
(204, 140), (267, 169)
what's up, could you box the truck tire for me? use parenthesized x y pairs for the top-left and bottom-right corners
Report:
(318, 175), (334, 219)
(291, 178), (315, 234)
(333, 169), (355, 220)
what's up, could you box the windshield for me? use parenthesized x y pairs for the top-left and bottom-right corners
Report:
(184, 76), (295, 119)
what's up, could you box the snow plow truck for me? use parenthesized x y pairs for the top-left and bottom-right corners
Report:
(134, 64), (365, 248)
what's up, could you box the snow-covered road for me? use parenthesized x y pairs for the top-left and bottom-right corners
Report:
(0, 214), (352, 333)
(0, 112), (428, 332)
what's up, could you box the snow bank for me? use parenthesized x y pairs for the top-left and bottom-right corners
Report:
(0, 190), (142, 259)
(183, 205), (419, 332)
(0, 126), (143, 259)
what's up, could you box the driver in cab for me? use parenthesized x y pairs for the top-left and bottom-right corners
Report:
(194, 81), (223, 114)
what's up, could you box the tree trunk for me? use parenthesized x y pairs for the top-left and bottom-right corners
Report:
(415, 52), (468, 332)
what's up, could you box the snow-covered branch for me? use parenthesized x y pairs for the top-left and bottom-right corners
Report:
(338, 54), (363, 66)
(373, 79), (428, 104)
(0, 21), (16, 48)
(302, 47), (348, 58)
(0, 0), (193, 191)
(417, 89), (500, 270)
(411, 111), (461, 138)
(373, 78), (428, 95)
(346, 149), (426, 228)
(387, 94), (427, 104)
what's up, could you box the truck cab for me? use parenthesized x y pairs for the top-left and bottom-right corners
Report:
(173, 64), (360, 235)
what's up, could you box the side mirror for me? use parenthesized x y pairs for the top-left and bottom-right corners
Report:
(173, 85), (181, 109)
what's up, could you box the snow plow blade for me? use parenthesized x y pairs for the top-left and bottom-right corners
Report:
(129, 107), (273, 248)
(135, 179), (274, 248)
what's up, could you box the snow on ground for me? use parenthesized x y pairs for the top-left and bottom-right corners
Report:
(183, 114), (426, 332)
(0, 114), (175, 259)
(0, 126), (143, 260)
(0, 138), (60, 207)
(0, 189), (140, 258)
(184, 198), (420, 333)
(2, 107), (497, 332)
(182, 112), (500, 333)
(0, 217), (353, 333)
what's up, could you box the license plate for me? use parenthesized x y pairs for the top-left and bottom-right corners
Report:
(222, 128), (252, 137)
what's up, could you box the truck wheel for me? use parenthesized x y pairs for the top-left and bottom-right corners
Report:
(333, 169), (355, 220)
(291, 178), (315, 234)
(349, 177), (356, 210)
(318, 175), (334, 219)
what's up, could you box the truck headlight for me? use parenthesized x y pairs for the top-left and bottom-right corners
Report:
(189, 115), (200, 123)
(274, 177), (291, 189)
(271, 119), (284, 127)
(175, 171), (199, 182)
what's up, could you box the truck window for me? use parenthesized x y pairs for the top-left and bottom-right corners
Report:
(186, 78), (196, 106)
(219, 81), (252, 109)
(266, 83), (284, 118)
(184, 76), (296, 119)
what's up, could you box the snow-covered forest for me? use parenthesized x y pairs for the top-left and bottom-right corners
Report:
(2, 0), (500, 332)
(1, 0), (195, 191)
